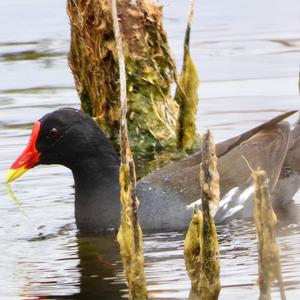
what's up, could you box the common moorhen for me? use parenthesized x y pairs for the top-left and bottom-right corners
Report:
(6, 108), (299, 232)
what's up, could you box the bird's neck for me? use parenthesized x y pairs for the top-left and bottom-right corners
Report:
(71, 153), (121, 232)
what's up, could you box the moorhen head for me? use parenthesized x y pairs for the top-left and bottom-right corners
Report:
(7, 108), (121, 232)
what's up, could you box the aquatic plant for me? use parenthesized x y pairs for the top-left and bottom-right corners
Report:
(184, 208), (202, 298)
(253, 169), (286, 300)
(67, 0), (200, 168)
(185, 131), (221, 300)
(174, 0), (200, 151)
(111, 1), (148, 298)
(67, 0), (178, 155)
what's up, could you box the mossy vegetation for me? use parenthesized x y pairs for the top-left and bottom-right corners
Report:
(117, 162), (148, 299)
(174, 0), (200, 151)
(184, 208), (203, 298)
(198, 131), (221, 300)
(67, 0), (200, 171)
(184, 131), (221, 300)
(175, 52), (200, 151)
(253, 170), (286, 300)
(67, 0), (178, 154)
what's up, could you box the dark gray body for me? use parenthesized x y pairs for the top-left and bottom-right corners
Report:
(137, 178), (193, 231)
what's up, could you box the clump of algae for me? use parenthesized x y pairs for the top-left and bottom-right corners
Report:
(111, 0), (148, 298)
(252, 169), (286, 300)
(184, 130), (221, 300)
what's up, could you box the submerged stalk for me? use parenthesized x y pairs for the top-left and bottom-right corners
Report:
(198, 131), (221, 300)
(184, 208), (203, 299)
(184, 130), (220, 300)
(253, 170), (286, 300)
(112, 0), (148, 298)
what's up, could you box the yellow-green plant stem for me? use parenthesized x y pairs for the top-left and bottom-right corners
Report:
(174, 0), (200, 151)
(253, 169), (286, 300)
(112, 0), (148, 298)
(184, 130), (220, 300)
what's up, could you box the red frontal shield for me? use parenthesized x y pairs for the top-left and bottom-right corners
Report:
(6, 121), (41, 183)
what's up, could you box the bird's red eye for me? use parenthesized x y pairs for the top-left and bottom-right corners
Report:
(48, 128), (58, 139)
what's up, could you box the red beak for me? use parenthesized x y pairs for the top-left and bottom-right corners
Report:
(6, 121), (41, 183)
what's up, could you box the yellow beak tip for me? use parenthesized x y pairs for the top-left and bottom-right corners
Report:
(5, 167), (28, 183)
(5, 170), (14, 183)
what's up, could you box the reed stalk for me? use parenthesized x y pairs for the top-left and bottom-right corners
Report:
(112, 1), (148, 298)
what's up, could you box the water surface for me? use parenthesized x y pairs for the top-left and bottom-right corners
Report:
(0, 0), (300, 299)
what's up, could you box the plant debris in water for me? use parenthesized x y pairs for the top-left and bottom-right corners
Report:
(184, 208), (202, 299)
(184, 130), (220, 300)
(253, 169), (286, 300)
(118, 162), (148, 300)
(111, 1), (148, 298)
(174, 0), (200, 151)
(5, 183), (26, 216)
